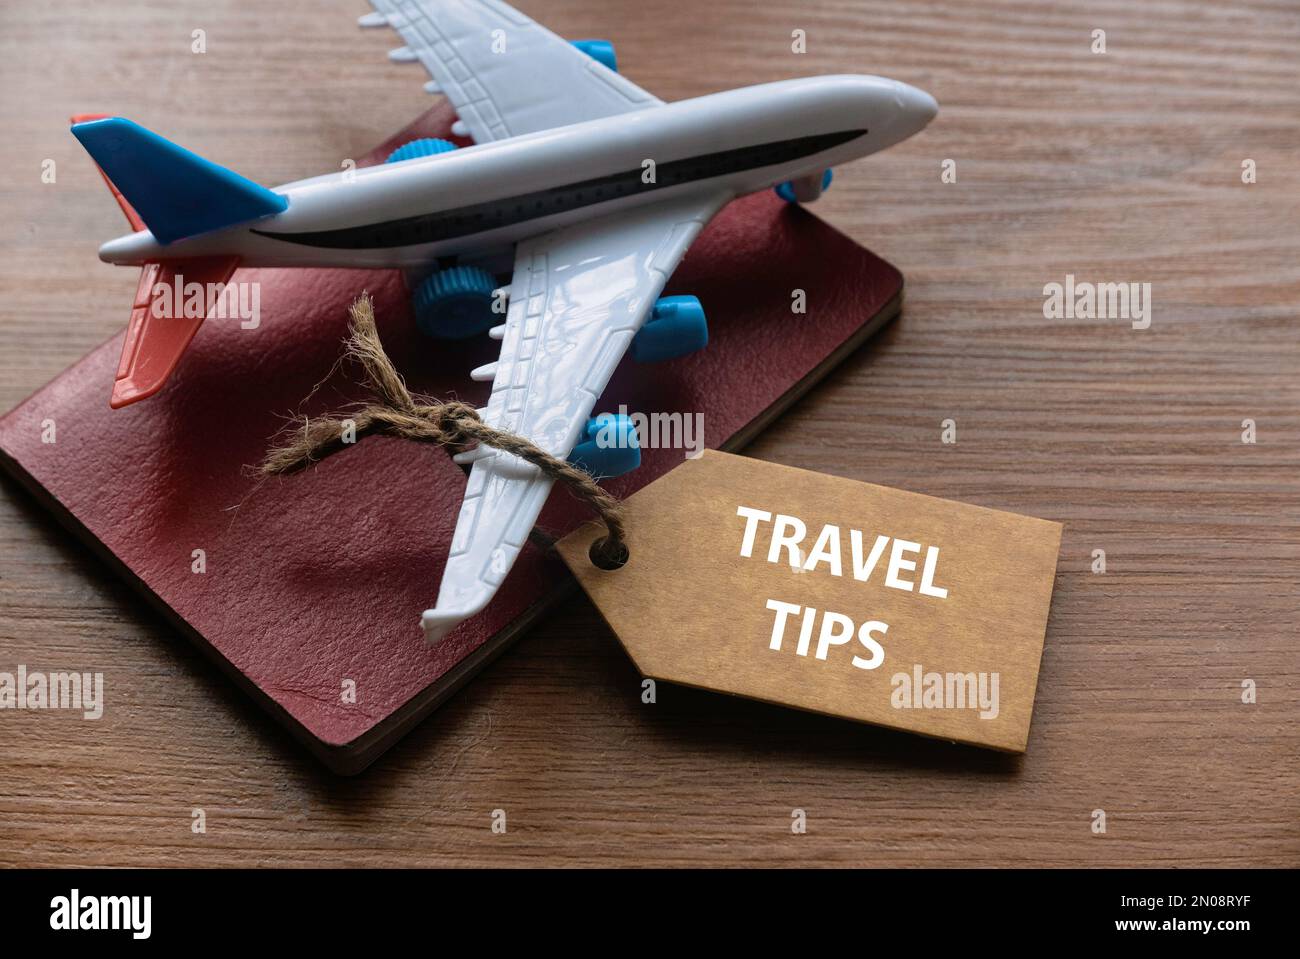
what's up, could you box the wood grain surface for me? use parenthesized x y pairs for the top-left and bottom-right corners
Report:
(1, 0), (1296, 867)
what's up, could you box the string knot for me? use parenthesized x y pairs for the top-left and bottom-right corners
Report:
(259, 295), (627, 567)
(407, 400), (483, 448)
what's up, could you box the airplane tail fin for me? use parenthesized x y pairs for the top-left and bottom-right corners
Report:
(70, 115), (286, 244)
(70, 115), (246, 408)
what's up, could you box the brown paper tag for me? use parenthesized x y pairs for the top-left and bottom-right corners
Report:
(557, 451), (1062, 752)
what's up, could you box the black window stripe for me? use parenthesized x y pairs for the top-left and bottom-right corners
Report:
(252, 129), (864, 250)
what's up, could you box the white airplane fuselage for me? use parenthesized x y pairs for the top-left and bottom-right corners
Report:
(98, 75), (936, 269)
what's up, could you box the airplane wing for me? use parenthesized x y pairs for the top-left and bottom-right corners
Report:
(363, 0), (662, 144)
(422, 190), (729, 641)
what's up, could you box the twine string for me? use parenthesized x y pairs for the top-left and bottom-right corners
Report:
(259, 295), (627, 566)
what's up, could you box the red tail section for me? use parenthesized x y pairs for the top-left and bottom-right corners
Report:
(112, 257), (241, 408)
(74, 114), (241, 409)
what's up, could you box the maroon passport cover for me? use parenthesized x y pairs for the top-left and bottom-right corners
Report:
(0, 106), (903, 772)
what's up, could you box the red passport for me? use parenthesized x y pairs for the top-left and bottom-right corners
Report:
(0, 105), (903, 772)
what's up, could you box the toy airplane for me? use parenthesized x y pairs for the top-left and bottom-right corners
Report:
(71, 0), (937, 643)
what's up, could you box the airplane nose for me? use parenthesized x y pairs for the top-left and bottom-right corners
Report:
(895, 80), (939, 129)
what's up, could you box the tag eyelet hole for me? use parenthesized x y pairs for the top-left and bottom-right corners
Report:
(589, 537), (629, 571)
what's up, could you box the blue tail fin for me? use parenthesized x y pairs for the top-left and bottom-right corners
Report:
(71, 117), (287, 245)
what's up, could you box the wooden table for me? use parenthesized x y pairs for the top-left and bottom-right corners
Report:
(1, 0), (1295, 867)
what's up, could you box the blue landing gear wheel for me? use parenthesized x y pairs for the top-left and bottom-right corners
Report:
(775, 168), (833, 203)
(568, 413), (641, 479)
(385, 138), (458, 164)
(631, 295), (708, 362)
(412, 265), (499, 340)
(571, 39), (618, 72)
